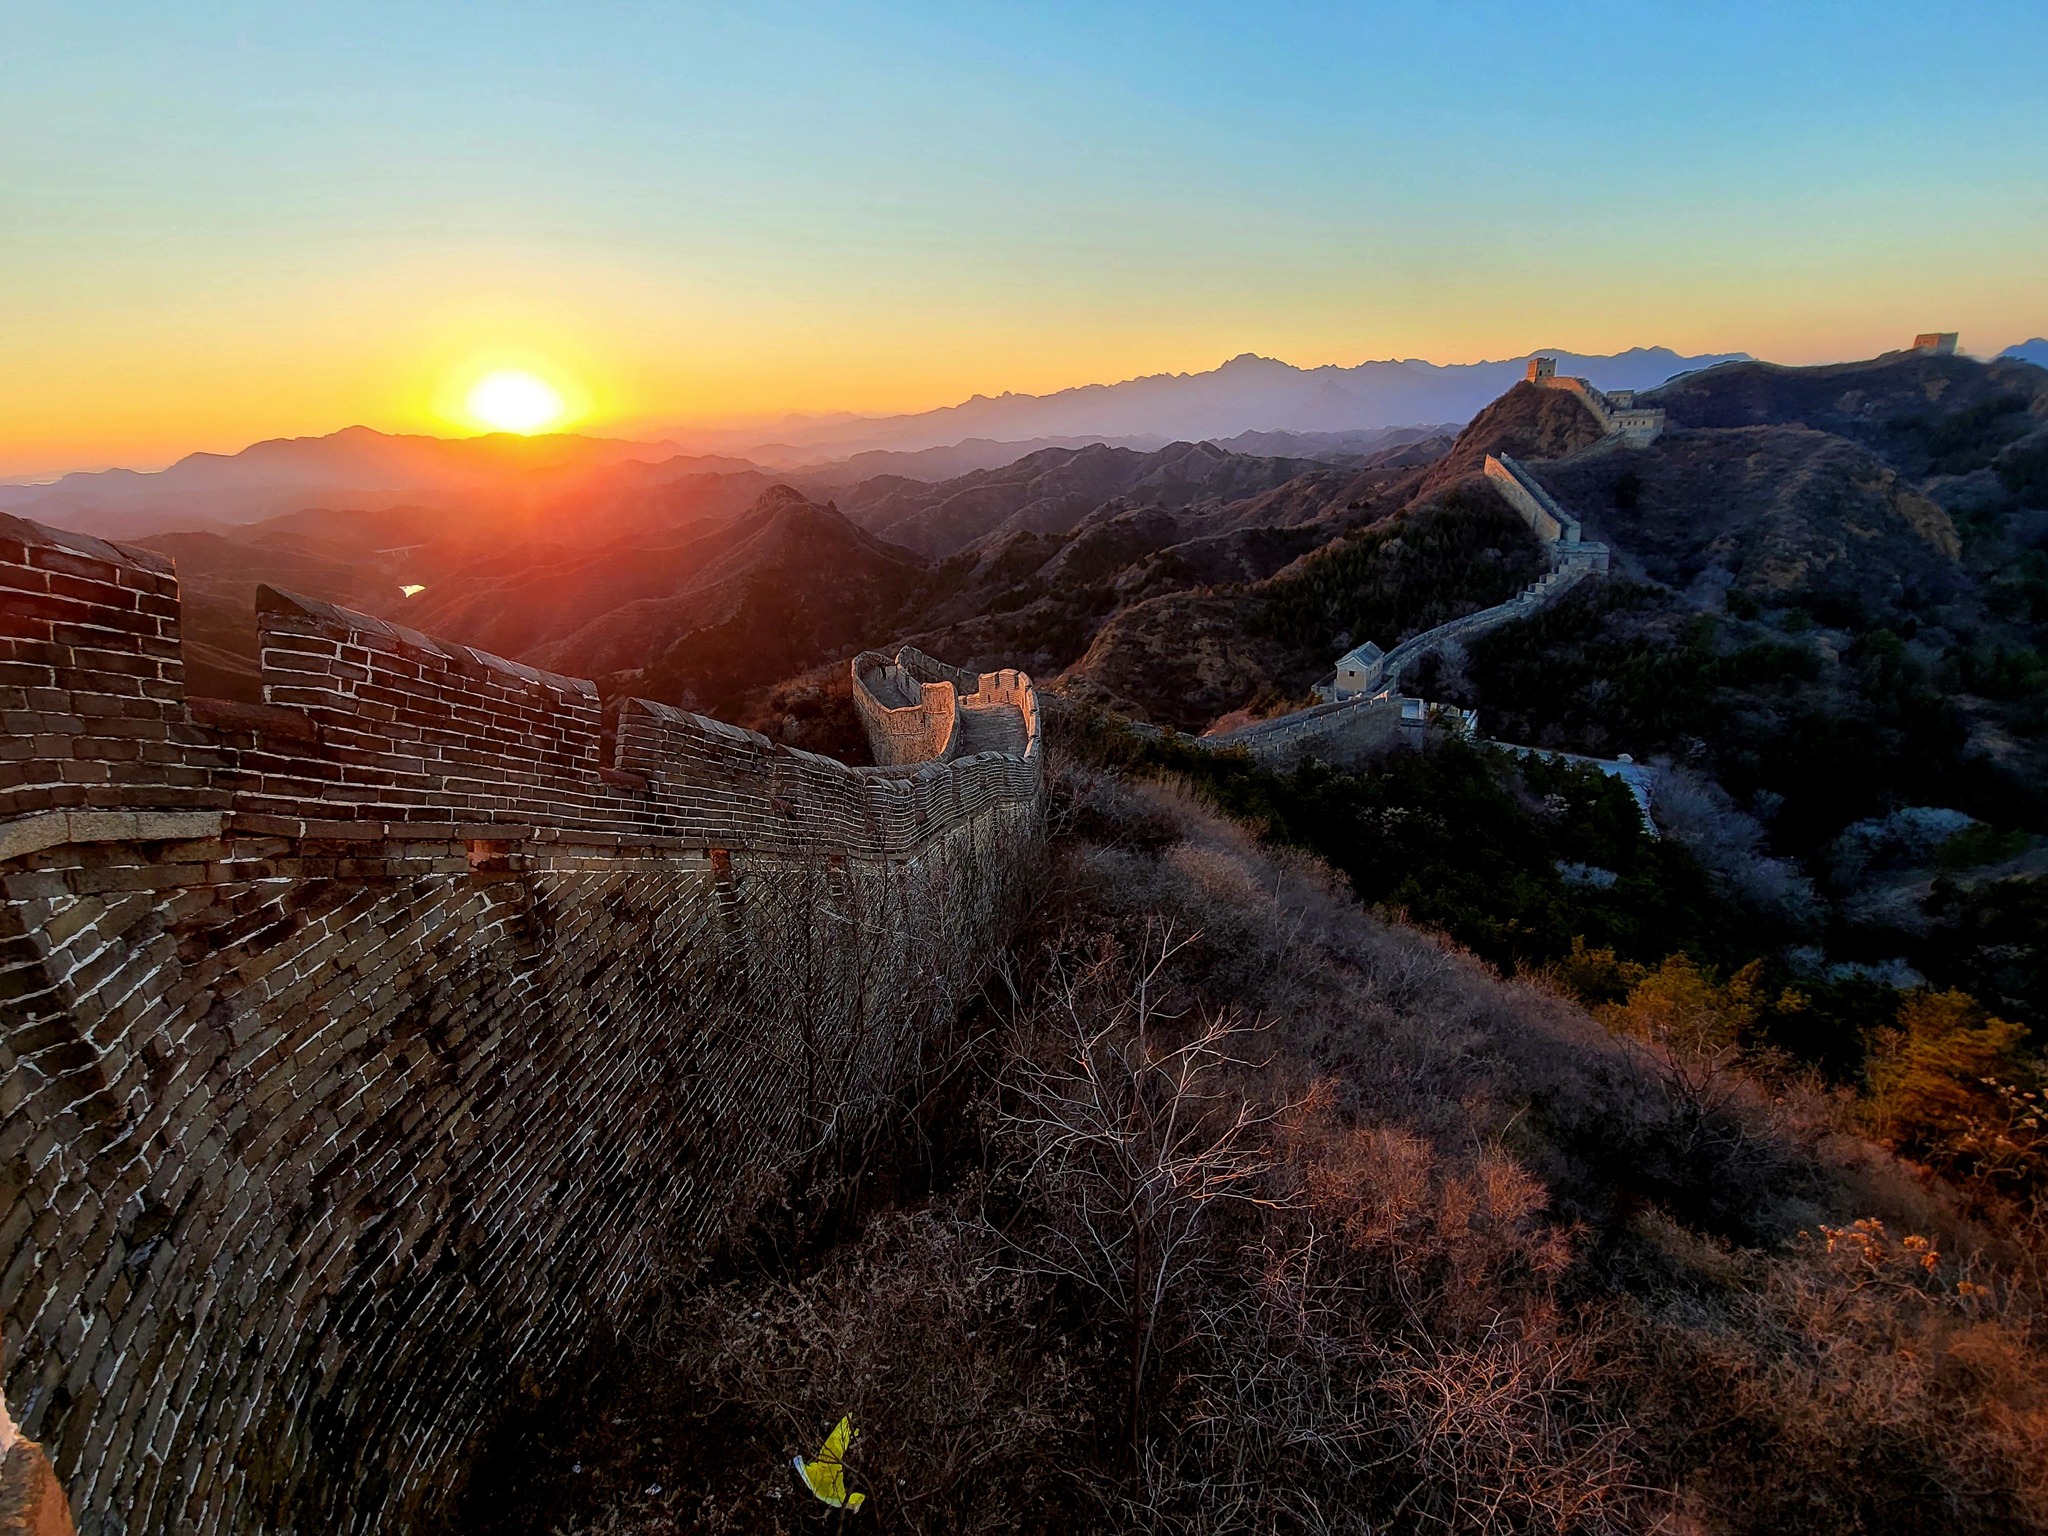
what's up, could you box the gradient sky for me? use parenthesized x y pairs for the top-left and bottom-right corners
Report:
(4, 1), (2045, 477)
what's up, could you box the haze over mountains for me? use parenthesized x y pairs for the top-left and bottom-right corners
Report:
(1, 346), (1744, 539)
(722, 346), (1753, 460)
(0, 428), (767, 543)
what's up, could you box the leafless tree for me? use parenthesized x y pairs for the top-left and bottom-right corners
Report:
(996, 923), (1292, 1463)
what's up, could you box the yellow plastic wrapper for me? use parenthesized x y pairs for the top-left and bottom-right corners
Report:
(791, 1415), (866, 1511)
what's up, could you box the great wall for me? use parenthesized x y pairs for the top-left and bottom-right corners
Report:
(0, 513), (1042, 1535)
(0, 354), (1676, 1533)
(1200, 369), (1628, 770)
(1522, 354), (1667, 445)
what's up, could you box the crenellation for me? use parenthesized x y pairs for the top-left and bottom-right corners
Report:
(0, 513), (1042, 1535)
(1523, 356), (1666, 445)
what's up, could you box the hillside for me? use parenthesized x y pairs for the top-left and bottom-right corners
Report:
(1330, 352), (2048, 1061)
(1540, 424), (1965, 611)
(1417, 380), (1609, 489)
(1048, 385), (1601, 728)
(468, 753), (2048, 1536)
(519, 489), (926, 715)
(831, 439), (1337, 557)
(1648, 351), (2048, 459)
(139, 467), (784, 699)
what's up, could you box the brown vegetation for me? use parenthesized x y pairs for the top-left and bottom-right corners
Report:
(467, 750), (2048, 1535)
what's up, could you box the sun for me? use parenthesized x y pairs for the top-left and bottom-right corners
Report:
(465, 368), (567, 434)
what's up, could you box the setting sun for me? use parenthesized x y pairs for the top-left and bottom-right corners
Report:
(465, 368), (567, 434)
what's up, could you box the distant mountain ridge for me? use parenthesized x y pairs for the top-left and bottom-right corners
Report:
(0, 426), (732, 540)
(4, 347), (1742, 541)
(724, 346), (1751, 459)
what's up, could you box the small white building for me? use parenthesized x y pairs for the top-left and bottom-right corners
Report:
(1332, 641), (1386, 700)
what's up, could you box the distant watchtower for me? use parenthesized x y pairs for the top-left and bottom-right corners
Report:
(1526, 355), (1558, 383)
(1913, 332), (1959, 356)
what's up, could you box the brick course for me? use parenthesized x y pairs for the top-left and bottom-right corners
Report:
(0, 514), (1041, 1534)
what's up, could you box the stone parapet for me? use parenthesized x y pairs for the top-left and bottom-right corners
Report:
(1526, 367), (1666, 445)
(0, 514), (1042, 1535)
(1376, 562), (1594, 691)
(1484, 455), (1611, 575)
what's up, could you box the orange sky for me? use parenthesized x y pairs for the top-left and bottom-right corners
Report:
(5, 4), (2043, 479)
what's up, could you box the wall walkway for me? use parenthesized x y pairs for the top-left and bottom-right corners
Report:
(0, 514), (1042, 1535)
(1187, 454), (1609, 770)
(1531, 370), (1667, 445)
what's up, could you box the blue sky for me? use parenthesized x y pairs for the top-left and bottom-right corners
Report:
(3, 1), (2044, 471)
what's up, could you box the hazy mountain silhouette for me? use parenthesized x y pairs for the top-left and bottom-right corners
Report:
(726, 347), (1749, 459)
(0, 426), (743, 540)
(138, 464), (784, 699)
(4, 351), (1740, 541)
(776, 424), (1449, 483)
(2002, 338), (2048, 368)
(832, 440), (1348, 558)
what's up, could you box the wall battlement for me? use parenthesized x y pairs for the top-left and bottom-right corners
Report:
(1483, 454), (1611, 575)
(0, 513), (1041, 1534)
(1198, 689), (1472, 769)
(1524, 357), (1666, 445)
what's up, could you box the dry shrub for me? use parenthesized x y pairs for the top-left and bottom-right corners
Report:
(506, 759), (2048, 1535)
(1648, 763), (1816, 925)
(1637, 1216), (2048, 1533)
(1044, 766), (2048, 1534)
(996, 925), (1289, 1456)
(537, 1207), (1095, 1536)
(1133, 1107), (1659, 1535)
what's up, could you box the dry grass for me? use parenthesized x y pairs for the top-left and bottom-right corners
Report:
(470, 754), (2048, 1534)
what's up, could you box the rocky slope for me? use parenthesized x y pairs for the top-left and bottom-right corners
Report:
(831, 439), (1336, 557)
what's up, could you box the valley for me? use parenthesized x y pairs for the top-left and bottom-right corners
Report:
(13, 337), (2048, 1535)
(65, 345), (2048, 1056)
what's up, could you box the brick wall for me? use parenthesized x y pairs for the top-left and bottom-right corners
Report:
(1201, 692), (1417, 766)
(0, 516), (1042, 1534)
(849, 645), (987, 767)
(1531, 372), (1667, 446)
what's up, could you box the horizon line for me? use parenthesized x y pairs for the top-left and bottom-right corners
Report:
(10, 334), (2044, 486)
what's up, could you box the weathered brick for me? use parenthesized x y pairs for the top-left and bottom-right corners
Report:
(3, 521), (1044, 1535)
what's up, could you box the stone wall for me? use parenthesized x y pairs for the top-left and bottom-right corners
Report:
(1524, 361), (1666, 445)
(1371, 563), (1594, 693)
(1200, 692), (1425, 768)
(0, 514), (1042, 1534)
(850, 646), (968, 766)
(1306, 456), (1604, 703)
(1484, 454), (1610, 573)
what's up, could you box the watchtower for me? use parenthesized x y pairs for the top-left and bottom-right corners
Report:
(1526, 355), (1558, 382)
(1913, 333), (1959, 356)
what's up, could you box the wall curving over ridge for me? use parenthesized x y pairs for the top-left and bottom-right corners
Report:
(0, 513), (1042, 1535)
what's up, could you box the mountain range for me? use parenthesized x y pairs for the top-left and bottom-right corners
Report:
(721, 346), (1752, 460)
(1, 347), (1744, 540)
